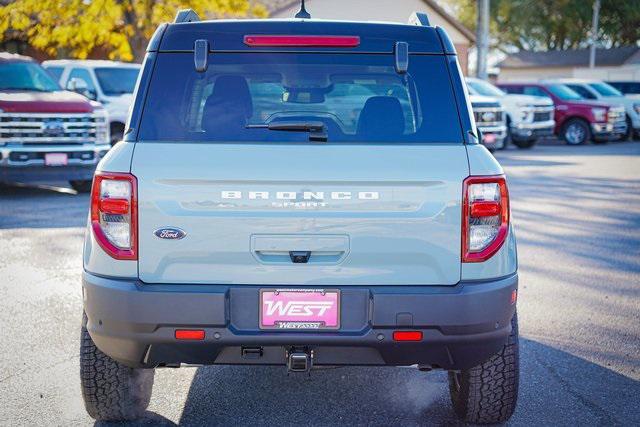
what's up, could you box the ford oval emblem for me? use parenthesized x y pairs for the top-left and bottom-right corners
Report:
(154, 227), (186, 240)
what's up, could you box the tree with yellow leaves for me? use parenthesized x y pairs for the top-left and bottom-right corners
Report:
(0, 0), (268, 61)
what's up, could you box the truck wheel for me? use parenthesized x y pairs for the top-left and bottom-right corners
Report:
(69, 180), (93, 193)
(511, 138), (536, 149)
(624, 115), (633, 141)
(80, 313), (154, 421)
(110, 123), (125, 146)
(561, 118), (590, 145)
(448, 312), (519, 424)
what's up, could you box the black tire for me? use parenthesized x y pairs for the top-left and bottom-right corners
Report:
(561, 118), (590, 145)
(110, 122), (125, 146)
(80, 313), (154, 421)
(69, 180), (93, 193)
(511, 138), (536, 149)
(499, 117), (511, 151)
(448, 312), (519, 424)
(624, 115), (633, 141)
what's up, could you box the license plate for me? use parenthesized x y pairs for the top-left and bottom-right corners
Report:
(259, 289), (340, 330)
(44, 153), (68, 166)
(483, 133), (497, 144)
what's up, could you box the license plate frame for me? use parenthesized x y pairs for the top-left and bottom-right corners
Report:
(259, 288), (341, 330)
(44, 153), (68, 166)
(483, 133), (497, 144)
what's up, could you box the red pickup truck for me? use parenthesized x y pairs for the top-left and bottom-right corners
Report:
(0, 52), (110, 192)
(497, 82), (627, 145)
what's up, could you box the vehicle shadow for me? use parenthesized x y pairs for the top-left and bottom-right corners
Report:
(94, 411), (177, 427)
(0, 182), (88, 229)
(101, 339), (640, 426)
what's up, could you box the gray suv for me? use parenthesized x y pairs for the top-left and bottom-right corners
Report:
(80, 9), (519, 424)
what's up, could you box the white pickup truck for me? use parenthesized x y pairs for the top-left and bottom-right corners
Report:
(467, 77), (555, 149)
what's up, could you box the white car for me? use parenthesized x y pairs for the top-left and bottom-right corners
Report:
(42, 60), (141, 145)
(548, 78), (638, 140)
(467, 77), (555, 149)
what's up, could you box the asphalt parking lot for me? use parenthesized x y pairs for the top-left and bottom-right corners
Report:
(0, 142), (639, 426)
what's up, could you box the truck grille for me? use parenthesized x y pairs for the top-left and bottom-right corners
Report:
(0, 113), (105, 145)
(608, 107), (625, 123)
(533, 111), (552, 122)
(531, 105), (554, 122)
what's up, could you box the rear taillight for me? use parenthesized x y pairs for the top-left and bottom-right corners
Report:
(90, 172), (137, 260)
(462, 175), (509, 262)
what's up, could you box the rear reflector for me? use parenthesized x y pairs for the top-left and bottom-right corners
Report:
(175, 330), (205, 340)
(470, 201), (501, 217)
(98, 198), (130, 215)
(511, 289), (517, 305)
(244, 35), (360, 47)
(393, 331), (423, 342)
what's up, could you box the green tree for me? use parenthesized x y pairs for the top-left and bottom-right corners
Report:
(0, 0), (268, 61)
(453, 0), (640, 51)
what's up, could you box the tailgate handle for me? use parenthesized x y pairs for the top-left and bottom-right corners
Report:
(251, 235), (349, 265)
(289, 251), (311, 264)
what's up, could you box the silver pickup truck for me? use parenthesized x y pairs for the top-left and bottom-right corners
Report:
(80, 10), (519, 424)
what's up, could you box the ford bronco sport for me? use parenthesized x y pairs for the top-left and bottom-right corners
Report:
(81, 8), (519, 424)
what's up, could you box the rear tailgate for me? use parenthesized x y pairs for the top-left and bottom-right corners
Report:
(131, 22), (469, 286)
(132, 143), (468, 285)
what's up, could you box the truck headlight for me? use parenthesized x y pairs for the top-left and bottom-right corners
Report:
(592, 108), (607, 122)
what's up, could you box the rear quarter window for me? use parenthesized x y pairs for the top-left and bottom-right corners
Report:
(138, 53), (463, 144)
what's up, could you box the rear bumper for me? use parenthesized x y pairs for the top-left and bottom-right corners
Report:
(83, 271), (518, 371)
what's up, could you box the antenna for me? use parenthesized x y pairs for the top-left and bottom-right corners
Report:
(295, 0), (311, 19)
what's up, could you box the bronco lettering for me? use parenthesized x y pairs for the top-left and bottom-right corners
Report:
(222, 191), (379, 200)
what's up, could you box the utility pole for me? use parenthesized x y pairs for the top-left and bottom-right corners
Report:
(589, 0), (601, 68)
(476, 0), (490, 79)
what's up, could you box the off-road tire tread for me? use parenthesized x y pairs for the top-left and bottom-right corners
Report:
(448, 312), (519, 424)
(80, 314), (154, 421)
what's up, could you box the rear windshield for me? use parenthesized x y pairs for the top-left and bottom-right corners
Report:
(138, 53), (462, 143)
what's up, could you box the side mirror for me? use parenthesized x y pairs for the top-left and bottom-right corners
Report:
(67, 78), (96, 100)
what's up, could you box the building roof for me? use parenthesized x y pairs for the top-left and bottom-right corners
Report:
(265, 0), (475, 42)
(498, 46), (640, 69)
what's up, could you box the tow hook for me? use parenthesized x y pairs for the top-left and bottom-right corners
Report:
(286, 347), (313, 373)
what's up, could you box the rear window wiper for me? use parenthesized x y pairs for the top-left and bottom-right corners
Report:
(246, 121), (327, 142)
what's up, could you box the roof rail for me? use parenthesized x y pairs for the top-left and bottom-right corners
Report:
(174, 9), (200, 23)
(408, 12), (430, 27)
